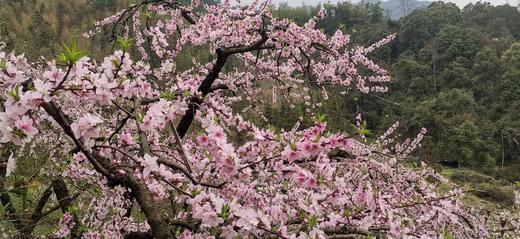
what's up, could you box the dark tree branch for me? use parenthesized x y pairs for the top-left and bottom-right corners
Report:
(30, 184), (53, 223)
(52, 178), (81, 238)
(176, 32), (270, 138)
(124, 231), (154, 239)
(50, 64), (73, 96)
(41, 101), (111, 178)
(208, 83), (230, 93)
(157, 158), (225, 189)
(108, 111), (135, 144)
(175, 49), (228, 139)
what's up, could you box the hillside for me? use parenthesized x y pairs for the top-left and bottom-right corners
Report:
(0, 0), (129, 58)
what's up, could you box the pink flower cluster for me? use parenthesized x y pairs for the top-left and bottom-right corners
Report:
(54, 212), (75, 238)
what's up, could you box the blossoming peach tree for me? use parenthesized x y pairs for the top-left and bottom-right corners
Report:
(0, 0), (491, 238)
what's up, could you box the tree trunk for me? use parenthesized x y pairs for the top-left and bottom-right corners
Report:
(131, 180), (172, 239)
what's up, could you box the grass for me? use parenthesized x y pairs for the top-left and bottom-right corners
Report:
(437, 166), (518, 208)
(0, 179), (64, 237)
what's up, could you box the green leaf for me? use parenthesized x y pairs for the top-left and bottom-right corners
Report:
(112, 59), (121, 67)
(203, 150), (213, 161)
(358, 120), (373, 137)
(343, 208), (351, 217)
(290, 141), (297, 151)
(316, 113), (326, 123)
(268, 124), (278, 134)
(293, 73), (305, 79)
(161, 91), (175, 100)
(68, 205), (79, 214)
(57, 38), (87, 65)
(0, 58), (7, 70)
(8, 85), (21, 101)
(135, 112), (144, 123)
(315, 133), (321, 142)
(219, 204), (231, 220)
(128, 0), (138, 7)
(308, 215), (318, 229)
(14, 128), (26, 138)
(143, 10), (154, 18)
(443, 230), (454, 239)
(192, 189), (201, 196)
(117, 37), (135, 51)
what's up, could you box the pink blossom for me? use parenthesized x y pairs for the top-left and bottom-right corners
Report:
(54, 212), (75, 238)
(282, 146), (301, 163)
(15, 115), (38, 139)
(120, 132), (134, 145)
(300, 141), (322, 157)
(5, 152), (15, 177)
(93, 74), (115, 104)
(146, 179), (166, 200)
(389, 220), (403, 237)
(43, 66), (65, 82)
(21, 91), (44, 108)
(193, 203), (223, 228)
(353, 186), (367, 207)
(141, 154), (159, 178)
(197, 134), (210, 146)
(179, 230), (193, 239)
(206, 124), (226, 141)
(235, 208), (259, 231)
(220, 225), (238, 239)
(294, 168), (318, 188)
(70, 114), (103, 141)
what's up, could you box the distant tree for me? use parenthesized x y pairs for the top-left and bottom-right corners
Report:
(471, 46), (504, 104)
(0, 21), (14, 49)
(449, 120), (497, 168)
(399, 10), (434, 51)
(274, 3), (317, 25)
(499, 70), (520, 103)
(27, 10), (57, 56)
(391, 56), (433, 96)
(399, 2), (464, 53)
(502, 42), (520, 69)
(434, 25), (478, 66)
(425, 2), (463, 32)
(487, 5), (520, 39)
(368, 3), (384, 23)
(408, 89), (476, 141)
(439, 62), (472, 89)
(464, 3), (520, 39)
(462, 1), (492, 26)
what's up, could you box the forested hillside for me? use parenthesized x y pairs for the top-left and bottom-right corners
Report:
(269, 1), (520, 181)
(264, 1), (520, 209)
(0, 0), (129, 58)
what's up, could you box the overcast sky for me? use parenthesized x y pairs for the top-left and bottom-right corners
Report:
(245, 0), (517, 8)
